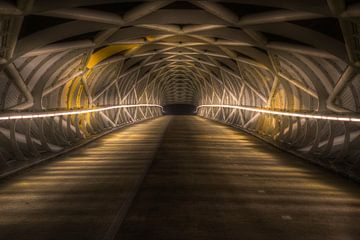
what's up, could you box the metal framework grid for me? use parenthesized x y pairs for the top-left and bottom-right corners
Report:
(0, 1), (360, 178)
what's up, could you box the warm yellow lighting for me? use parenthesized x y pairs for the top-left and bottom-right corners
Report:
(196, 105), (360, 122)
(87, 44), (138, 69)
(0, 104), (163, 121)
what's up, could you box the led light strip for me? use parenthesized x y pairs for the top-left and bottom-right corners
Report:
(196, 104), (360, 122)
(0, 104), (163, 121)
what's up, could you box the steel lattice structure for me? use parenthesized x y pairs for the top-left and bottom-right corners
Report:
(0, 0), (360, 179)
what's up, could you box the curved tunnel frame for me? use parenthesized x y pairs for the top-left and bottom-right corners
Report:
(0, 0), (360, 179)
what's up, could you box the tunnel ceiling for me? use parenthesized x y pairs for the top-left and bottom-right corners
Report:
(2, 0), (360, 109)
(1, 0), (360, 178)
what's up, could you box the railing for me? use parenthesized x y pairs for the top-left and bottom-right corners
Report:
(196, 104), (360, 181)
(196, 104), (360, 122)
(0, 104), (163, 121)
(0, 103), (164, 177)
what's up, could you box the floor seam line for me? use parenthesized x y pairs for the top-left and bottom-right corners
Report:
(101, 117), (172, 240)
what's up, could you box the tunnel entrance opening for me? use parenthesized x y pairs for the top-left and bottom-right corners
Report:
(163, 104), (196, 115)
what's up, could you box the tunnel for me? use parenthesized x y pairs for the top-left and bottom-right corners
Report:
(0, 1), (360, 239)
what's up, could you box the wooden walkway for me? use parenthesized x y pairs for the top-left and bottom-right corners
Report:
(0, 116), (360, 240)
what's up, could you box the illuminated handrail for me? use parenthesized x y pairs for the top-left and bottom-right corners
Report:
(0, 104), (163, 121)
(196, 104), (360, 122)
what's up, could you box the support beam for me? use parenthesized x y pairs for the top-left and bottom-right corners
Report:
(326, 66), (356, 113)
(239, 10), (323, 26)
(38, 8), (124, 25)
(4, 63), (34, 110)
(23, 40), (95, 57)
(267, 42), (339, 59)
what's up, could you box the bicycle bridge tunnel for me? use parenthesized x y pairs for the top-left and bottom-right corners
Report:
(0, 1), (360, 239)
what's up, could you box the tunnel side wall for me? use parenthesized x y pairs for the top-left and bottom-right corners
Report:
(196, 53), (360, 181)
(0, 49), (164, 175)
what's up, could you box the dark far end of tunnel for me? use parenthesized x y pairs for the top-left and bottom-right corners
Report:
(163, 104), (197, 115)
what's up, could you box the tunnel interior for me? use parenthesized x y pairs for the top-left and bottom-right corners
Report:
(1, 1), (360, 240)
(0, 1), (360, 180)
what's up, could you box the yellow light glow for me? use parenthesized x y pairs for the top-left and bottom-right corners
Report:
(86, 44), (138, 69)
(196, 105), (360, 122)
(0, 104), (163, 121)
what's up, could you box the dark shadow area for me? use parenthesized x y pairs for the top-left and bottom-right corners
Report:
(163, 104), (196, 115)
